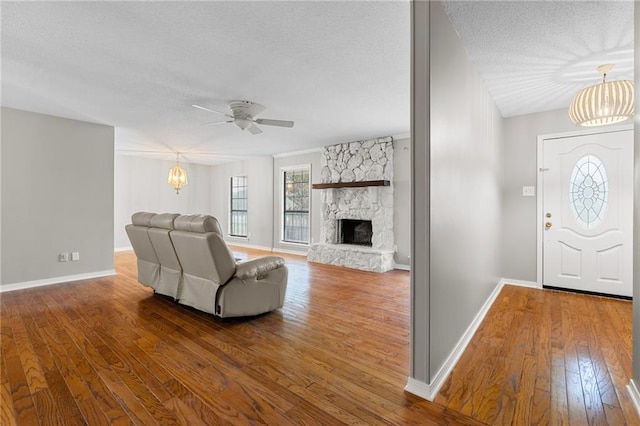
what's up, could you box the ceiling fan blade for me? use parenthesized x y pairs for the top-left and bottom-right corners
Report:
(247, 123), (263, 135)
(202, 120), (233, 126)
(255, 118), (294, 128)
(192, 104), (233, 118)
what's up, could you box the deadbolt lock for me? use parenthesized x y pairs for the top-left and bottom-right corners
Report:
(545, 212), (552, 218)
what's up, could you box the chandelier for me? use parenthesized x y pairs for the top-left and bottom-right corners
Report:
(568, 64), (634, 127)
(167, 153), (188, 194)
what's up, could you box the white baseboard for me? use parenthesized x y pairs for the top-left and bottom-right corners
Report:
(627, 380), (640, 416)
(404, 377), (434, 401)
(394, 263), (410, 271)
(405, 278), (506, 401)
(1, 269), (117, 293)
(224, 241), (309, 257)
(500, 278), (540, 289)
(115, 246), (132, 252)
(272, 247), (308, 257)
(225, 241), (273, 252)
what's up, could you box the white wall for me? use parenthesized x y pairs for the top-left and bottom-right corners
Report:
(209, 156), (274, 250)
(114, 154), (213, 249)
(501, 108), (576, 281)
(196, 145), (409, 260)
(272, 151), (322, 253)
(1, 107), (114, 285)
(393, 137), (411, 266)
(631, 0), (640, 387)
(428, 1), (503, 378)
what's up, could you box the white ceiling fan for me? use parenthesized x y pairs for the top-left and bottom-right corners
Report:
(192, 100), (294, 135)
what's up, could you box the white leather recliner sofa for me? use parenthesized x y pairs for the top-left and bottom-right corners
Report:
(125, 212), (161, 289)
(125, 212), (288, 318)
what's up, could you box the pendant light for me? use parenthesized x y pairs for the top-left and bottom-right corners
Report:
(167, 153), (188, 194)
(568, 64), (634, 127)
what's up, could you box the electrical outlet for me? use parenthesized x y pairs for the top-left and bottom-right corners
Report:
(59, 253), (70, 262)
(71, 252), (80, 261)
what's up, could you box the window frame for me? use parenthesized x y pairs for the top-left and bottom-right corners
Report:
(280, 164), (311, 245)
(229, 175), (248, 238)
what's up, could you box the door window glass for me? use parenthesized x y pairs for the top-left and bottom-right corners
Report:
(569, 155), (608, 228)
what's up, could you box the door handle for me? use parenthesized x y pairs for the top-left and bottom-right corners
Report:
(545, 222), (552, 229)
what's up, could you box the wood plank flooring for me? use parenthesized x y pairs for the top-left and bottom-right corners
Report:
(435, 284), (638, 425)
(1, 248), (480, 425)
(1, 248), (637, 424)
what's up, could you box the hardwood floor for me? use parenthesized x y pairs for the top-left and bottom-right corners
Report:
(2, 249), (637, 425)
(1, 247), (480, 425)
(435, 285), (638, 425)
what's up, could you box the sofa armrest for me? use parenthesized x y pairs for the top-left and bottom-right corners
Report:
(234, 256), (285, 280)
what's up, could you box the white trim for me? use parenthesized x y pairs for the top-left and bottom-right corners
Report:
(404, 377), (434, 401)
(226, 236), (249, 242)
(272, 247), (308, 256)
(225, 241), (273, 252)
(394, 263), (410, 271)
(627, 380), (640, 416)
(224, 241), (309, 257)
(536, 135), (544, 287)
(272, 147), (322, 158)
(1, 270), (117, 293)
(406, 278), (505, 401)
(499, 278), (540, 289)
(392, 132), (411, 141)
(428, 279), (505, 399)
(115, 246), (133, 252)
(536, 124), (634, 288)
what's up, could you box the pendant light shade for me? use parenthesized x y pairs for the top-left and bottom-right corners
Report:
(568, 64), (634, 127)
(168, 153), (188, 194)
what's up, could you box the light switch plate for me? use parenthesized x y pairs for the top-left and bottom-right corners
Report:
(522, 186), (535, 197)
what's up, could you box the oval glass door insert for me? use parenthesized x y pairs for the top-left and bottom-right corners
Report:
(569, 154), (608, 228)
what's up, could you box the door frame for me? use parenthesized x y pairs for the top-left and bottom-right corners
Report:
(536, 124), (634, 287)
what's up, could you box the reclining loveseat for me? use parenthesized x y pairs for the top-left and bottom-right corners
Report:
(125, 212), (288, 318)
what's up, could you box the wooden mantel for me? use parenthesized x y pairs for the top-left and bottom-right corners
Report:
(311, 180), (390, 189)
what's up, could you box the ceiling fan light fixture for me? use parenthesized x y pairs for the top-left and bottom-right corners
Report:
(168, 152), (188, 194)
(234, 117), (253, 131)
(568, 64), (634, 127)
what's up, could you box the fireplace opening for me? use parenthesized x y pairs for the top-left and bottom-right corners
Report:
(337, 219), (373, 247)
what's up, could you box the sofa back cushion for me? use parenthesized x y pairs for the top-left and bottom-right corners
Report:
(171, 215), (236, 285)
(125, 212), (158, 264)
(174, 214), (224, 234)
(148, 213), (181, 271)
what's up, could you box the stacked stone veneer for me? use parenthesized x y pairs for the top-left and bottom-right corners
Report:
(307, 136), (395, 273)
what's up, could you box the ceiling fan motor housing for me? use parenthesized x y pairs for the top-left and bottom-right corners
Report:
(229, 100), (259, 130)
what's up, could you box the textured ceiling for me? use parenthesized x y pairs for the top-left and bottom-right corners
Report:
(442, 0), (634, 118)
(1, 1), (410, 165)
(1, 2), (634, 165)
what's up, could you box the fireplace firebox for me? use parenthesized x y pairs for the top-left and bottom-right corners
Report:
(337, 219), (373, 247)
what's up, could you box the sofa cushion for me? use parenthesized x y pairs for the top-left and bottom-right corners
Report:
(150, 213), (179, 230)
(235, 256), (285, 280)
(174, 215), (223, 234)
(131, 212), (156, 226)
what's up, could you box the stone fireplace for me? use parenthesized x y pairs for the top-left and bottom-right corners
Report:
(307, 136), (395, 272)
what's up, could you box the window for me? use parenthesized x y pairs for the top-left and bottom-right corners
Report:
(569, 154), (608, 229)
(230, 176), (248, 237)
(282, 166), (310, 244)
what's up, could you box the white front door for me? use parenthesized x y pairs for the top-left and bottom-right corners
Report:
(542, 129), (633, 297)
